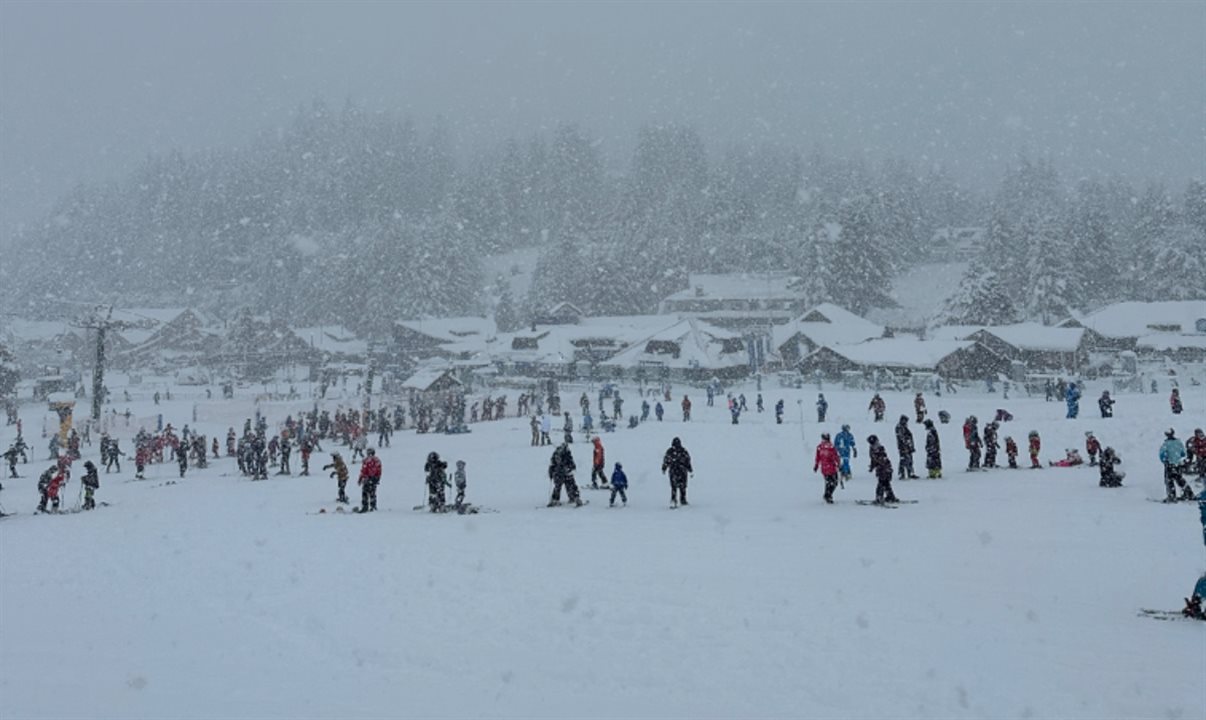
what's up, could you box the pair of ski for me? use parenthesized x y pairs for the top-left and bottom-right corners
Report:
(1137, 608), (1204, 623)
(410, 503), (497, 515)
(541, 499), (590, 509)
(854, 499), (919, 508)
(35, 501), (113, 515)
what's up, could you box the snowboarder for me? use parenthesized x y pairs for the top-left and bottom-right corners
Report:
(895, 415), (918, 479)
(914, 393), (927, 424)
(1159, 429), (1194, 502)
(1028, 430), (1042, 469)
(924, 419), (942, 478)
(1170, 388), (1183, 415)
(453, 460), (467, 509)
(590, 436), (608, 488)
(1005, 437), (1019, 469)
(1065, 382), (1081, 419)
(358, 448), (381, 512)
(867, 435), (899, 504)
(424, 451), (448, 512)
(835, 425), (857, 481)
(682, 395), (692, 422)
(816, 394), (828, 422)
(1098, 391), (1115, 419)
(814, 432), (841, 504)
(662, 437), (693, 507)
(323, 452), (349, 504)
(983, 421), (999, 469)
(1098, 447), (1124, 488)
(868, 393), (886, 422)
(1085, 432), (1101, 466)
(775, 399), (784, 425)
(547, 442), (582, 507)
(81, 460), (99, 510)
(609, 462), (628, 507)
(963, 416), (982, 470)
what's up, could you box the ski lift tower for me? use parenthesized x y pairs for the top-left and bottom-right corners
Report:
(75, 305), (130, 422)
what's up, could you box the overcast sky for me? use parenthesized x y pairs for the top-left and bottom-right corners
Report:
(1, 1), (1202, 233)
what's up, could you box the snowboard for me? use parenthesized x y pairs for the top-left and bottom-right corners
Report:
(1137, 608), (1204, 623)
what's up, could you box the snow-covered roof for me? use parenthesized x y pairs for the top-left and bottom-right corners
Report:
(3, 319), (71, 343)
(774, 303), (884, 348)
(401, 367), (462, 391)
(662, 273), (802, 302)
(493, 315), (684, 364)
(111, 307), (188, 327)
(1079, 301), (1206, 339)
(294, 326), (368, 357)
(601, 318), (746, 370)
(396, 316), (496, 342)
(818, 338), (977, 369)
(1136, 333), (1206, 351)
(931, 323), (1085, 352)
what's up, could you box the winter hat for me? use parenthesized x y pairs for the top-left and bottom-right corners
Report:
(841, 424), (850, 431)
(1085, 431), (1094, 437)
(867, 435), (879, 445)
(924, 420), (933, 428)
(1029, 430), (1038, 437)
(671, 437), (682, 448)
(614, 462), (623, 471)
(821, 433), (831, 441)
(1165, 428), (1176, 438)
(456, 460), (465, 468)
(367, 447), (375, 456)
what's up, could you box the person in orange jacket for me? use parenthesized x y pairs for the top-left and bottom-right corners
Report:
(590, 436), (608, 488)
(1028, 431), (1042, 469)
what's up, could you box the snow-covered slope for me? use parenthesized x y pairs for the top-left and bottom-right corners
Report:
(1, 381), (1203, 719)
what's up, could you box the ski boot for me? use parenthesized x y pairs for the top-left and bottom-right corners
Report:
(1182, 595), (1203, 619)
(1180, 486), (1195, 501)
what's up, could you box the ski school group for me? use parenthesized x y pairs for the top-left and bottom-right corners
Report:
(2, 382), (1204, 619)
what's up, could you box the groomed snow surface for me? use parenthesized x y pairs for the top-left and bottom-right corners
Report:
(2, 381), (1203, 719)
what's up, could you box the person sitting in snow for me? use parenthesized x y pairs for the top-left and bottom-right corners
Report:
(1049, 448), (1084, 467)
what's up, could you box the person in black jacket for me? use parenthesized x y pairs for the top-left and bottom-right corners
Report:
(895, 415), (918, 480)
(924, 419), (942, 478)
(547, 442), (582, 507)
(81, 460), (100, 510)
(983, 421), (1000, 469)
(425, 452), (448, 512)
(661, 437), (694, 506)
(868, 435), (899, 504)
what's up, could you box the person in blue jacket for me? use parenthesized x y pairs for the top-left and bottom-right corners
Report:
(835, 424), (857, 480)
(1065, 382), (1081, 419)
(1160, 429), (1194, 502)
(609, 462), (628, 507)
(1183, 488), (1206, 619)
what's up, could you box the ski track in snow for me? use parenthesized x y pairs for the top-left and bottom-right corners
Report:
(1, 382), (1203, 719)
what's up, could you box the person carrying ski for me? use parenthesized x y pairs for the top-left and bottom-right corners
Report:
(453, 460), (467, 509)
(775, 399), (784, 425)
(914, 393), (927, 424)
(1098, 391), (1115, 418)
(1065, 382), (1081, 419)
(609, 462), (628, 507)
(1159, 429), (1194, 502)
(924, 419), (942, 478)
(814, 432), (841, 504)
(81, 460), (99, 510)
(963, 416), (982, 470)
(983, 421), (1000, 469)
(547, 442), (582, 507)
(424, 452), (448, 512)
(358, 447), (382, 512)
(682, 395), (692, 422)
(662, 437), (693, 507)
(835, 425), (857, 480)
(1170, 388), (1183, 415)
(324, 452), (349, 504)
(1005, 437), (1019, 469)
(590, 436), (608, 488)
(1098, 447), (1124, 488)
(868, 393), (886, 422)
(1085, 432), (1101, 466)
(816, 394), (828, 422)
(867, 435), (899, 504)
(1188, 428), (1206, 481)
(895, 415), (918, 479)
(1027, 430), (1042, 469)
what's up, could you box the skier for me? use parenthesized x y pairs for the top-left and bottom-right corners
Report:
(1028, 430), (1042, 469)
(540, 413), (552, 446)
(37, 465), (61, 513)
(357, 448), (381, 512)
(655, 401), (664, 422)
(755, 394), (763, 413)
(924, 419), (942, 478)
(835, 425), (857, 481)
(1159, 429), (1194, 502)
(895, 415), (918, 479)
(175, 439), (188, 478)
(530, 416), (540, 447)
(914, 392), (927, 424)
(661, 437), (693, 507)
(134, 441), (149, 480)
(682, 395), (692, 422)
(1065, 382), (1081, 419)
(278, 435), (291, 475)
(868, 393), (886, 422)
(1085, 431), (1101, 466)
(963, 416), (982, 470)
(1044, 378), (1054, 402)
(323, 452), (350, 504)
(1189, 428), (1206, 481)
(609, 462), (628, 507)
(729, 399), (740, 425)
(4, 445), (19, 479)
(424, 452), (448, 512)
(299, 436), (314, 476)
(547, 441), (582, 507)
(867, 435), (899, 504)
(1098, 391), (1115, 419)
(983, 421), (999, 469)
(816, 394), (828, 422)
(1098, 447), (1124, 488)
(641, 400), (650, 422)
(453, 460), (467, 509)
(1181, 488), (1206, 619)
(814, 432), (841, 504)
(81, 460), (99, 510)
(613, 393), (623, 420)
(1170, 388), (1183, 415)
(590, 436), (608, 488)
(1005, 437), (1019, 469)
(563, 412), (574, 444)
(227, 428), (237, 456)
(775, 399), (784, 425)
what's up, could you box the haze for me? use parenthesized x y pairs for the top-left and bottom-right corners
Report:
(1, 0), (1202, 236)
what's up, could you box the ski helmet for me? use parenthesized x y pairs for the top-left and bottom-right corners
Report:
(367, 447), (375, 456)
(821, 433), (831, 441)
(1165, 428), (1176, 438)
(867, 434), (878, 445)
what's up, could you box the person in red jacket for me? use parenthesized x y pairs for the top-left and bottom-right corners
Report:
(681, 395), (692, 422)
(357, 447), (382, 513)
(1188, 428), (1206, 480)
(814, 433), (841, 504)
(590, 436), (608, 488)
(1085, 432), (1101, 466)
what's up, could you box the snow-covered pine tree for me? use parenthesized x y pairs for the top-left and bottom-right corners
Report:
(1143, 224), (1206, 301)
(827, 196), (893, 314)
(1021, 217), (1074, 324)
(937, 268), (1017, 326)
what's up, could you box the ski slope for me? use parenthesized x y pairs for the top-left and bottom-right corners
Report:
(1, 381), (1203, 719)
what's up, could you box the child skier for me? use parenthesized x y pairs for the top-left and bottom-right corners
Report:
(868, 393), (886, 422)
(1160, 429), (1194, 502)
(914, 392), (927, 423)
(609, 462), (628, 507)
(816, 394), (828, 422)
(323, 451), (349, 504)
(963, 416), (982, 470)
(357, 448), (381, 512)
(924, 419), (942, 478)
(454, 460), (467, 509)
(867, 435), (899, 505)
(1028, 431), (1042, 469)
(590, 437), (608, 488)
(835, 425), (857, 481)
(81, 460), (99, 510)
(983, 421), (1000, 469)
(1005, 437), (1019, 469)
(814, 433), (841, 504)
(1085, 432), (1101, 466)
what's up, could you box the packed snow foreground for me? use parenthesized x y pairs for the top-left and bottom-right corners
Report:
(1, 382), (1203, 719)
